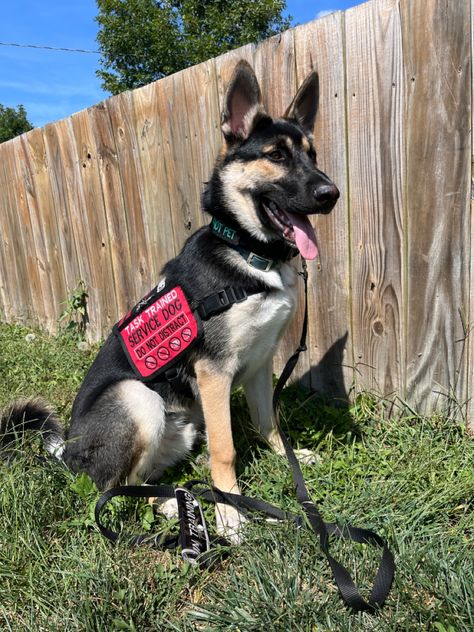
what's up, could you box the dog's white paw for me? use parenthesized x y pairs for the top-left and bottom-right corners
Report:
(158, 497), (179, 519)
(215, 503), (246, 545)
(293, 448), (320, 466)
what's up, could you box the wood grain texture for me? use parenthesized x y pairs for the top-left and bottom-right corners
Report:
(11, 136), (47, 329)
(346, 0), (406, 399)
(0, 154), (9, 319)
(181, 59), (221, 217)
(254, 28), (297, 118)
(106, 91), (151, 301)
(42, 120), (82, 299)
(468, 0), (474, 432)
(0, 141), (32, 323)
(88, 101), (135, 317)
(402, 0), (471, 413)
(153, 70), (205, 255)
(21, 127), (66, 328)
(294, 13), (352, 400)
(69, 109), (118, 335)
(131, 81), (177, 280)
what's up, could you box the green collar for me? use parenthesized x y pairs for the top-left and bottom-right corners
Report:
(210, 218), (276, 272)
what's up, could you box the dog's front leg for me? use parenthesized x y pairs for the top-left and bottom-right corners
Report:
(244, 359), (285, 453)
(195, 359), (245, 543)
(245, 360), (318, 465)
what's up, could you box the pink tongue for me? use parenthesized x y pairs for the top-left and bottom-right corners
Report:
(286, 211), (318, 260)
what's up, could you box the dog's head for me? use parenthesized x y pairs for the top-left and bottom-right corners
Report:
(203, 60), (339, 260)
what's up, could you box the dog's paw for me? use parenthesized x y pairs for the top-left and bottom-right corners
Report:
(158, 497), (179, 519)
(293, 448), (321, 466)
(215, 503), (246, 545)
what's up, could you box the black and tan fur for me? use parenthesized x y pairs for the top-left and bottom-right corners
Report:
(1, 61), (339, 541)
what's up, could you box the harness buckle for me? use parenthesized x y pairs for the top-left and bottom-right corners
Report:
(229, 286), (248, 303)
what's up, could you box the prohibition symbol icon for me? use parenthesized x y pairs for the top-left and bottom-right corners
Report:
(157, 347), (170, 361)
(145, 356), (158, 370)
(181, 327), (192, 342)
(169, 337), (181, 351)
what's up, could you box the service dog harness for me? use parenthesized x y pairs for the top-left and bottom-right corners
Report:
(98, 226), (395, 614)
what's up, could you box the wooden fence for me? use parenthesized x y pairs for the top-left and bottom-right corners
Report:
(0, 0), (472, 424)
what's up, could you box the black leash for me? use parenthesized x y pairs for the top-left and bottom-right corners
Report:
(270, 261), (395, 612)
(95, 261), (395, 612)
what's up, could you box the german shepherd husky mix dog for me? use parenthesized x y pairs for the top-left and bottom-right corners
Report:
(1, 61), (339, 541)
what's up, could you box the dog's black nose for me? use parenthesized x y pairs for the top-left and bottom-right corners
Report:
(313, 183), (340, 208)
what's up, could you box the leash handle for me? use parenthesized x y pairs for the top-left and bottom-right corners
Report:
(94, 480), (302, 567)
(271, 258), (395, 612)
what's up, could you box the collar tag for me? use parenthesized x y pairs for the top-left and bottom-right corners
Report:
(210, 218), (239, 244)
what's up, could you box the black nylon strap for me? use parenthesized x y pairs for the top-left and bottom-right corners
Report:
(95, 260), (395, 611)
(271, 261), (395, 611)
(196, 286), (249, 320)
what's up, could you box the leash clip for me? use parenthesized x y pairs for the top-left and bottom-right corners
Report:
(299, 258), (308, 279)
(175, 487), (210, 564)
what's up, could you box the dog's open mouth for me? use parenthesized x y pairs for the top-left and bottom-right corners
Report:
(261, 198), (318, 260)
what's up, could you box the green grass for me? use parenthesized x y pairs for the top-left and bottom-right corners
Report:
(1, 323), (473, 631)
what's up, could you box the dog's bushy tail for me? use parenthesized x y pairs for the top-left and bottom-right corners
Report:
(0, 398), (65, 458)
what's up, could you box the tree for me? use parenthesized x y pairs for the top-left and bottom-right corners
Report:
(0, 104), (33, 144)
(96, 0), (291, 95)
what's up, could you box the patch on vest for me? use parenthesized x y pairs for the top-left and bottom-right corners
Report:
(114, 283), (202, 381)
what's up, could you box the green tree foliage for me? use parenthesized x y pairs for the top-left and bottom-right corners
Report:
(96, 0), (291, 94)
(0, 104), (33, 144)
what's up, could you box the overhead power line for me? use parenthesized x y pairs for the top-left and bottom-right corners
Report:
(0, 41), (100, 54)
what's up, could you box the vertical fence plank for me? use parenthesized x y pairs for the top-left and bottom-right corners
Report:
(469, 0), (474, 432)
(402, 0), (471, 413)
(88, 102), (135, 317)
(106, 91), (152, 300)
(10, 136), (44, 327)
(43, 121), (82, 302)
(154, 71), (206, 254)
(0, 143), (29, 322)
(131, 82), (176, 280)
(23, 128), (66, 328)
(181, 59), (221, 215)
(11, 136), (47, 329)
(254, 29), (297, 117)
(0, 157), (9, 318)
(0, 141), (35, 323)
(345, 0), (406, 399)
(294, 12), (352, 400)
(69, 109), (118, 336)
(48, 116), (107, 336)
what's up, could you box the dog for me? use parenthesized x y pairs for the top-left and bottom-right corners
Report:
(1, 60), (339, 541)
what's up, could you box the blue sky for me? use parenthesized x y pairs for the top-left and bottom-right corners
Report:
(0, 1), (361, 129)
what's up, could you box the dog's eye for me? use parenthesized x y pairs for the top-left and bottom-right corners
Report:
(267, 149), (285, 162)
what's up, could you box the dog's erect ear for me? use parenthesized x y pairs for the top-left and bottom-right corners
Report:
(284, 72), (319, 136)
(221, 60), (266, 143)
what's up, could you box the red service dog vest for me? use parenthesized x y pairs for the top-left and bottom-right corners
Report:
(114, 283), (202, 381)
